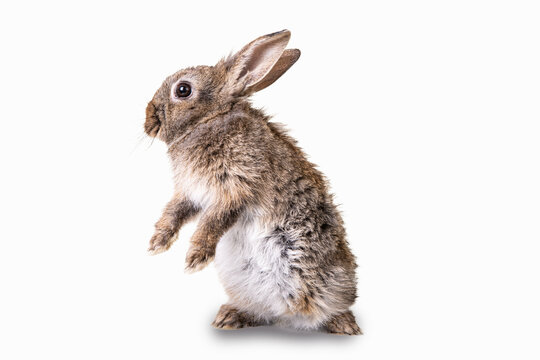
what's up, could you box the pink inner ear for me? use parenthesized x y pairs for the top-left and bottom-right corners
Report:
(238, 38), (285, 83)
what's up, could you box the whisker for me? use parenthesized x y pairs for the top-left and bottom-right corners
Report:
(130, 131), (154, 156)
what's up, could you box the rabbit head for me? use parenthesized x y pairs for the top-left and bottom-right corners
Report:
(144, 30), (300, 144)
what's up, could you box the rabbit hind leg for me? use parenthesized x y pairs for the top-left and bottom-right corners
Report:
(323, 310), (362, 335)
(211, 304), (268, 330)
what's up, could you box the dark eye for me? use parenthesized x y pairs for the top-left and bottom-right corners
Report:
(175, 82), (192, 98)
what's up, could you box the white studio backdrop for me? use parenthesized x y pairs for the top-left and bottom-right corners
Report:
(0, 0), (539, 359)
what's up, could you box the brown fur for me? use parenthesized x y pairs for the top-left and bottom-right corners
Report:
(325, 311), (362, 335)
(148, 196), (200, 254)
(212, 304), (267, 330)
(145, 30), (360, 335)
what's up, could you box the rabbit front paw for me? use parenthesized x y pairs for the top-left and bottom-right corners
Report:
(185, 243), (215, 273)
(148, 231), (176, 255)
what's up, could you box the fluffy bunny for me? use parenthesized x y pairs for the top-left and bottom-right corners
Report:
(145, 30), (361, 335)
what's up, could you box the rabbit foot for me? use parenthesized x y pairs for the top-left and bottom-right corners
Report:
(324, 310), (362, 335)
(212, 304), (261, 330)
(185, 244), (214, 273)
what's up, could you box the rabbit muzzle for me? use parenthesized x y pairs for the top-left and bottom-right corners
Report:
(144, 101), (163, 138)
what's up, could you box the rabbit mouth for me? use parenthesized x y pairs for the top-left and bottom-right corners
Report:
(145, 115), (161, 137)
(145, 103), (164, 137)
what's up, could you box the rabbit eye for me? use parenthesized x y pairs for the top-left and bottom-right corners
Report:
(175, 82), (192, 98)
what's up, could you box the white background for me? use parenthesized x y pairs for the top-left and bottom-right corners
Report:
(1, 0), (539, 359)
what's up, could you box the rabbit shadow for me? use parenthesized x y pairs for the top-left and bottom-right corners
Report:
(209, 326), (362, 344)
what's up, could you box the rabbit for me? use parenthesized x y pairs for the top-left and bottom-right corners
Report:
(144, 30), (361, 335)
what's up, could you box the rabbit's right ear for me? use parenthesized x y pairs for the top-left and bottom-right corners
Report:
(224, 30), (298, 96)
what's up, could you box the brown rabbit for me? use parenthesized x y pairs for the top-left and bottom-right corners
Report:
(145, 30), (361, 335)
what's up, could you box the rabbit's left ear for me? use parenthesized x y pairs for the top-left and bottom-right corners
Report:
(226, 30), (298, 95)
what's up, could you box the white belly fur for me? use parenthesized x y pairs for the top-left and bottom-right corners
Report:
(214, 210), (300, 321)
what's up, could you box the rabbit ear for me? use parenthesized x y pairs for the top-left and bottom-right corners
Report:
(226, 30), (294, 95)
(250, 49), (301, 93)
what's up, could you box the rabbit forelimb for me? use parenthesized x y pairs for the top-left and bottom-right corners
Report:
(148, 195), (200, 255)
(185, 205), (243, 272)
